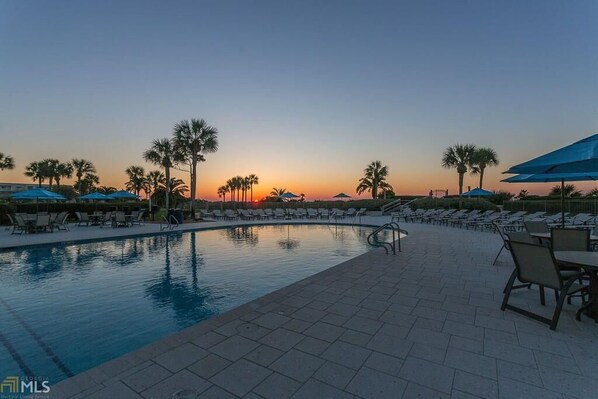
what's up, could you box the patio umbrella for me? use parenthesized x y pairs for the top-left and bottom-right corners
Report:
(460, 188), (494, 197)
(11, 188), (65, 200)
(278, 192), (299, 201)
(80, 192), (111, 200)
(504, 134), (598, 226)
(333, 192), (352, 199)
(107, 190), (139, 200)
(11, 188), (66, 212)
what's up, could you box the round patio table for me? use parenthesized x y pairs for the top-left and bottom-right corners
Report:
(554, 251), (598, 323)
(531, 232), (598, 242)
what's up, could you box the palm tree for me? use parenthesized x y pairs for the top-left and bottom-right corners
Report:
(470, 147), (499, 189)
(146, 170), (165, 195)
(441, 144), (477, 195)
(549, 184), (582, 198)
(217, 185), (229, 202)
(356, 160), (393, 199)
(242, 177), (251, 204)
(54, 162), (73, 187)
(72, 159), (96, 193)
(143, 138), (181, 210)
(153, 178), (189, 206)
(79, 173), (100, 194)
(231, 176), (244, 203)
(173, 119), (219, 214)
(0, 153), (15, 170)
(125, 165), (146, 196)
(226, 178), (235, 203)
(247, 174), (259, 204)
(97, 186), (117, 195)
(24, 161), (47, 187)
(41, 159), (60, 188)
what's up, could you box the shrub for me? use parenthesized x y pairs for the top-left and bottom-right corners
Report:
(411, 197), (498, 211)
(0, 203), (16, 225)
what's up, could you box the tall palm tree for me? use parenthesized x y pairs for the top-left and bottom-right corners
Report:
(97, 186), (117, 195)
(226, 178), (235, 203)
(242, 177), (251, 204)
(441, 144), (477, 195)
(80, 173), (100, 194)
(0, 153), (15, 170)
(125, 165), (146, 196)
(41, 159), (59, 188)
(72, 159), (96, 193)
(470, 147), (499, 189)
(232, 176), (244, 203)
(356, 160), (393, 199)
(54, 162), (73, 187)
(143, 138), (180, 210)
(247, 174), (259, 204)
(24, 161), (47, 187)
(172, 118), (219, 214)
(153, 178), (189, 206)
(217, 185), (229, 202)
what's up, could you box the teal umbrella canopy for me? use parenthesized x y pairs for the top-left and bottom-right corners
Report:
(11, 188), (65, 200)
(504, 134), (598, 174)
(80, 192), (111, 200)
(279, 192), (299, 200)
(502, 172), (598, 183)
(460, 188), (493, 197)
(107, 190), (138, 199)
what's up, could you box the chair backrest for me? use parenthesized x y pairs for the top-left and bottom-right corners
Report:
(505, 231), (535, 251)
(136, 211), (144, 221)
(7, 214), (15, 225)
(551, 228), (590, 251)
(115, 211), (126, 222)
(15, 215), (26, 227)
(509, 241), (562, 290)
(524, 220), (549, 234)
(36, 214), (50, 227)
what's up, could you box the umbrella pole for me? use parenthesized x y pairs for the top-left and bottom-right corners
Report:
(561, 178), (565, 228)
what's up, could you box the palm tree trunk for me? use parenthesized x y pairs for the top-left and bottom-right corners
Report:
(190, 155), (197, 215)
(38, 178), (42, 188)
(250, 185), (253, 206)
(372, 183), (378, 199)
(479, 168), (485, 189)
(165, 167), (170, 210)
(458, 172), (464, 195)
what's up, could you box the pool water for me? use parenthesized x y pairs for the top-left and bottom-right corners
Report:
(0, 224), (384, 384)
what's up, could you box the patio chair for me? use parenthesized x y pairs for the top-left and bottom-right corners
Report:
(524, 220), (550, 235)
(345, 208), (356, 218)
(35, 214), (51, 233)
(493, 224), (532, 265)
(112, 211), (129, 227)
(76, 212), (90, 226)
(53, 211), (70, 231)
(11, 215), (27, 235)
(501, 241), (586, 330)
(131, 210), (145, 226)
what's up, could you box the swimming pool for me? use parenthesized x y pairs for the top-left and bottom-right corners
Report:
(0, 224), (386, 384)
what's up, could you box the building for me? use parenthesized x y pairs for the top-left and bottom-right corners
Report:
(0, 182), (50, 199)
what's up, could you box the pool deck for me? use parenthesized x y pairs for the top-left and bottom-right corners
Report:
(12, 217), (598, 399)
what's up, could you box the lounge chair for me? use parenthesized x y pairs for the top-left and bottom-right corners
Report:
(274, 209), (285, 219)
(307, 208), (318, 219)
(224, 210), (239, 220)
(320, 209), (329, 219)
(239, 209), (254, 220)
(76, 212), (90, 226)
(52, 211), (70, 231)
(264, 209), (274, 218)
(131, 210), (145, 226)
(501, 240), (586, 330)
(295, 208), (307, 219)
(254, 209), (269, 220)
(11, 215), (27, 235)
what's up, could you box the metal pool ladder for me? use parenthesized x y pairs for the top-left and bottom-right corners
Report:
(367, 222), (406, 255)
(160, 215), (179, 231)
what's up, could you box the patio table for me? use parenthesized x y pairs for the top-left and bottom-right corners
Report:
(554, 251), (598, 323)
(531, 232), (598, 243)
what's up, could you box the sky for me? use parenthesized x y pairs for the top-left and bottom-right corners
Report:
(1, 0), (597, 200)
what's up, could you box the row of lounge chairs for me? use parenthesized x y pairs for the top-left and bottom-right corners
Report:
(197, 208), (367, 221)
(394, 208), (596, 231)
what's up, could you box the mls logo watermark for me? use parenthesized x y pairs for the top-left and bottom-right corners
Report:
(0, 376), (50, 398)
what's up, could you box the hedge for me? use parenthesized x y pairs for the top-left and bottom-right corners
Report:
(205, 198), (412, 212)
(410, 197), (499, 211)
(504, 199), (598, 214)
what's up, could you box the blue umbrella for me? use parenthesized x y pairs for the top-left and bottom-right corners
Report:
(279, 192), (299, 200)
(502, 172), (598, 183)
(107, 190), (139, 200)
(80, 192), (111, 200)
(460, 188), (494, 197)
(11, 188), (65, 200)
(504, 134), (598, 175)
(504, 134), (598, 226)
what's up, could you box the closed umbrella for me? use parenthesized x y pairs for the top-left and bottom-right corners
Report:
(504, 134), (598, 226)
(333, 192), (352, 199)
(278, 192), (299, 201)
